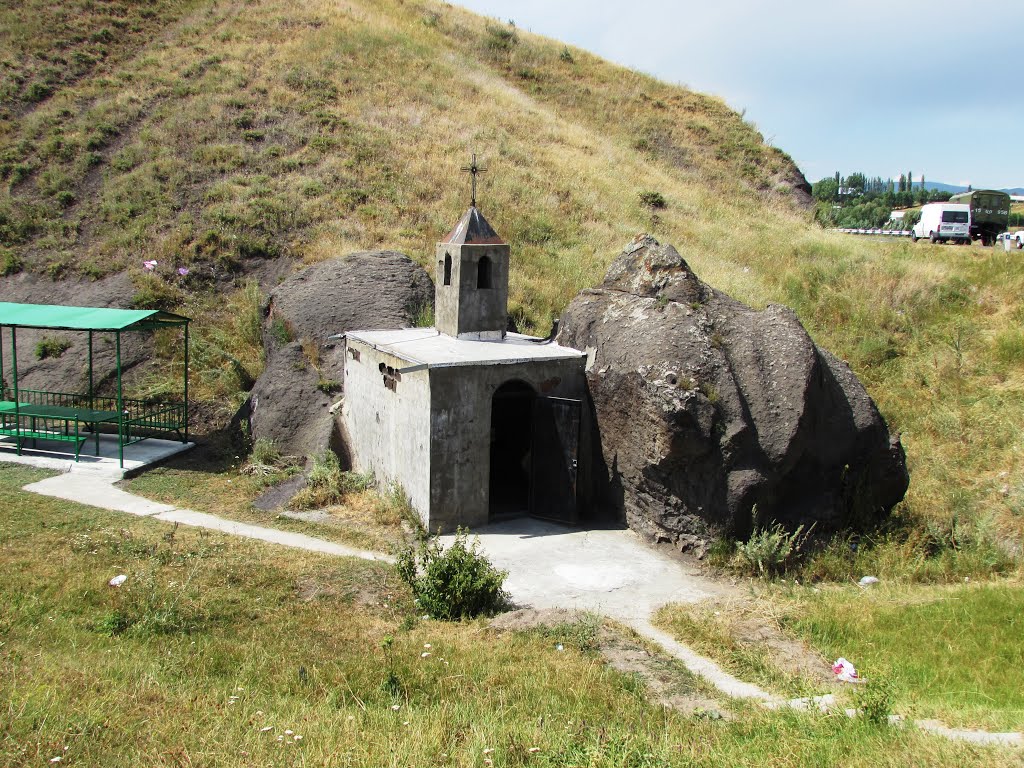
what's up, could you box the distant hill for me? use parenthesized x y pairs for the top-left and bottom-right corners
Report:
(910, 181), (1023, 194)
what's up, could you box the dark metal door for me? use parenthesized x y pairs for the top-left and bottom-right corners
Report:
(529, 396), (581, 524)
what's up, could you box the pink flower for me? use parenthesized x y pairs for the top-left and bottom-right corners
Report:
(143, 260), (158, 271)
(177, 267), (190, 276)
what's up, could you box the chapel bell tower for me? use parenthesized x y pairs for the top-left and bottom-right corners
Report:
(435, 156), (509, 340)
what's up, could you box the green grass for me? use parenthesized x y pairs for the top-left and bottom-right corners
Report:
(781, 581), (1024, 732)
(2, 460), (1019, 766)
(656, 580), (1024, 733)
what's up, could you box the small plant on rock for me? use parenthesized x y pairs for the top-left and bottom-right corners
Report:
(290, 450), (373, 509)
(240, 437), (298, 477)
(35, 336), (70, 360)
(397, 529), (510, 620)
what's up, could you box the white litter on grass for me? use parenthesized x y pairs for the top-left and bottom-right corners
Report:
(421, 652), (431, 658)
(832, 658), (860, 683)
(858, 576), (880, 587)
(109, 574), (127, 587)
(391, 704), (401, 711)
(259, 726), (273, 733)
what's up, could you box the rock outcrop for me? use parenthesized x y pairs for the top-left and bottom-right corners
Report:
(242, 250), (433, 459)
(559, 235), (908, 551)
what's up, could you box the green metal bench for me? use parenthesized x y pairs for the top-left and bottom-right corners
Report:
(0, 401), (95, 460)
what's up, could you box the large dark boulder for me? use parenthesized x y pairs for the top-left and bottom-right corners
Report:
(243, 250), (433, 459)
(559, 235), (908, 551)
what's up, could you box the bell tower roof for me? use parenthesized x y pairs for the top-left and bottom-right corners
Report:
(441, 206), (504, 245)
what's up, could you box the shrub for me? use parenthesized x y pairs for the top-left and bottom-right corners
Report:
(853, 677), (894, 726)
(396, 529), (510, 620)
(484, 24), (518, 54)
(559, 46), (575, 63)
(0, 249), (23, 276)
(732, 510), (813, 576)
(639, 190), (666, 209)
(35, 336), (71, 360)
(316, 378), (341, 394)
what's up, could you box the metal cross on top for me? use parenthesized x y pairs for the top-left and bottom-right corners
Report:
(460, 153), (486, 207)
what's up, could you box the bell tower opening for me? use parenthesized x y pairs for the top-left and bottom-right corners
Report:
(477, 255), (492, 289)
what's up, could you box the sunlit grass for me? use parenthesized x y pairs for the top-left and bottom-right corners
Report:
(2, 461), (1018, 766)
(656, 579), (1024, 733)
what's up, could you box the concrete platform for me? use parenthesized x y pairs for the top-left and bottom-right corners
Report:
(440, 517), (731, 622)
(0, 433), (193, 479)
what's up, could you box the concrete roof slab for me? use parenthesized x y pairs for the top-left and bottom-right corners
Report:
(346, 328), (585, 368)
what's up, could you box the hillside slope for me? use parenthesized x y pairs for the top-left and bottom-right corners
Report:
(1, 0), (1023, 559)
(0, 0), (808, 324)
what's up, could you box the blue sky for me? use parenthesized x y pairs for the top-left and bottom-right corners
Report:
(454, 1), (1022, 189)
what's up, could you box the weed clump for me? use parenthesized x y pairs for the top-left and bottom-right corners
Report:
(291, 450), (372, 509)
(35, 336), (71, 360)
(853, 677), (894, 726)
(396, 529), (510, 620)
(732, 511), (813, 577)
(639, 190), (666, 209)
(240, 437), (298, 477)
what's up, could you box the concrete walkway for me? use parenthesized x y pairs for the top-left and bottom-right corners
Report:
(17, 468), (1022, 748)
(23, 471), (393, 563)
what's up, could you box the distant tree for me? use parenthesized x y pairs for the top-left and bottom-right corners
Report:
(908, 171), (913, 191)
(834, 171), (840, 186)
(921, 174), (926, 191)
(847, 172), (866, 192)
(967, 184), (973, 192)
(813, 177), (839, 202)
(898, 173), (906, 192)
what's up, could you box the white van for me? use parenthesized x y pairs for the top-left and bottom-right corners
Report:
(911, 203), (971, 244)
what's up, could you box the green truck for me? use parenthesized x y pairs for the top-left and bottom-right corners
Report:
(948, 190), (1010, 245)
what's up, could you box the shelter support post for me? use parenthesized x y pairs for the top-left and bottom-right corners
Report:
(11, 327), (20, 455)
(116, 331), (123, 468)
(183, 322), (189, 444)
(88, 331), (94, 410)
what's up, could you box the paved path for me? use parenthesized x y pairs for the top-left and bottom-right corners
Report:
(19, 468), (1022, 748)
(23, 471), (393, 564)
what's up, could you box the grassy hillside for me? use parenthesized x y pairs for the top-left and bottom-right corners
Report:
(1, 0), (1023, 561)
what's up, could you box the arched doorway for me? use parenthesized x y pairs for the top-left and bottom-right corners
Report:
(489, 380), (535, 518)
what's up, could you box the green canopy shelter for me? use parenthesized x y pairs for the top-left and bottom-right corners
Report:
(0, 302), (190, 467)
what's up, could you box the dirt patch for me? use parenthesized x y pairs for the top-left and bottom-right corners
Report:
(488, 607), (587, 632)
(598, 625), (730, 717)
(489, 609), (728, 717)
(703, 596), (836, 687)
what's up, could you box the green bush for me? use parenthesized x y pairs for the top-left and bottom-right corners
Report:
(853, 677), (894, 726)
(396, 529), (510, 620)
(484, 24), (518, 54)
(0, 249), (23, 276)
(733, 510), (813, 576)
(639, 190), (666, 209)
(35, 336), (71, 360)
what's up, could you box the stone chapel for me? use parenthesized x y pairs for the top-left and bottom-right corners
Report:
(341, 203), (588, 533)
